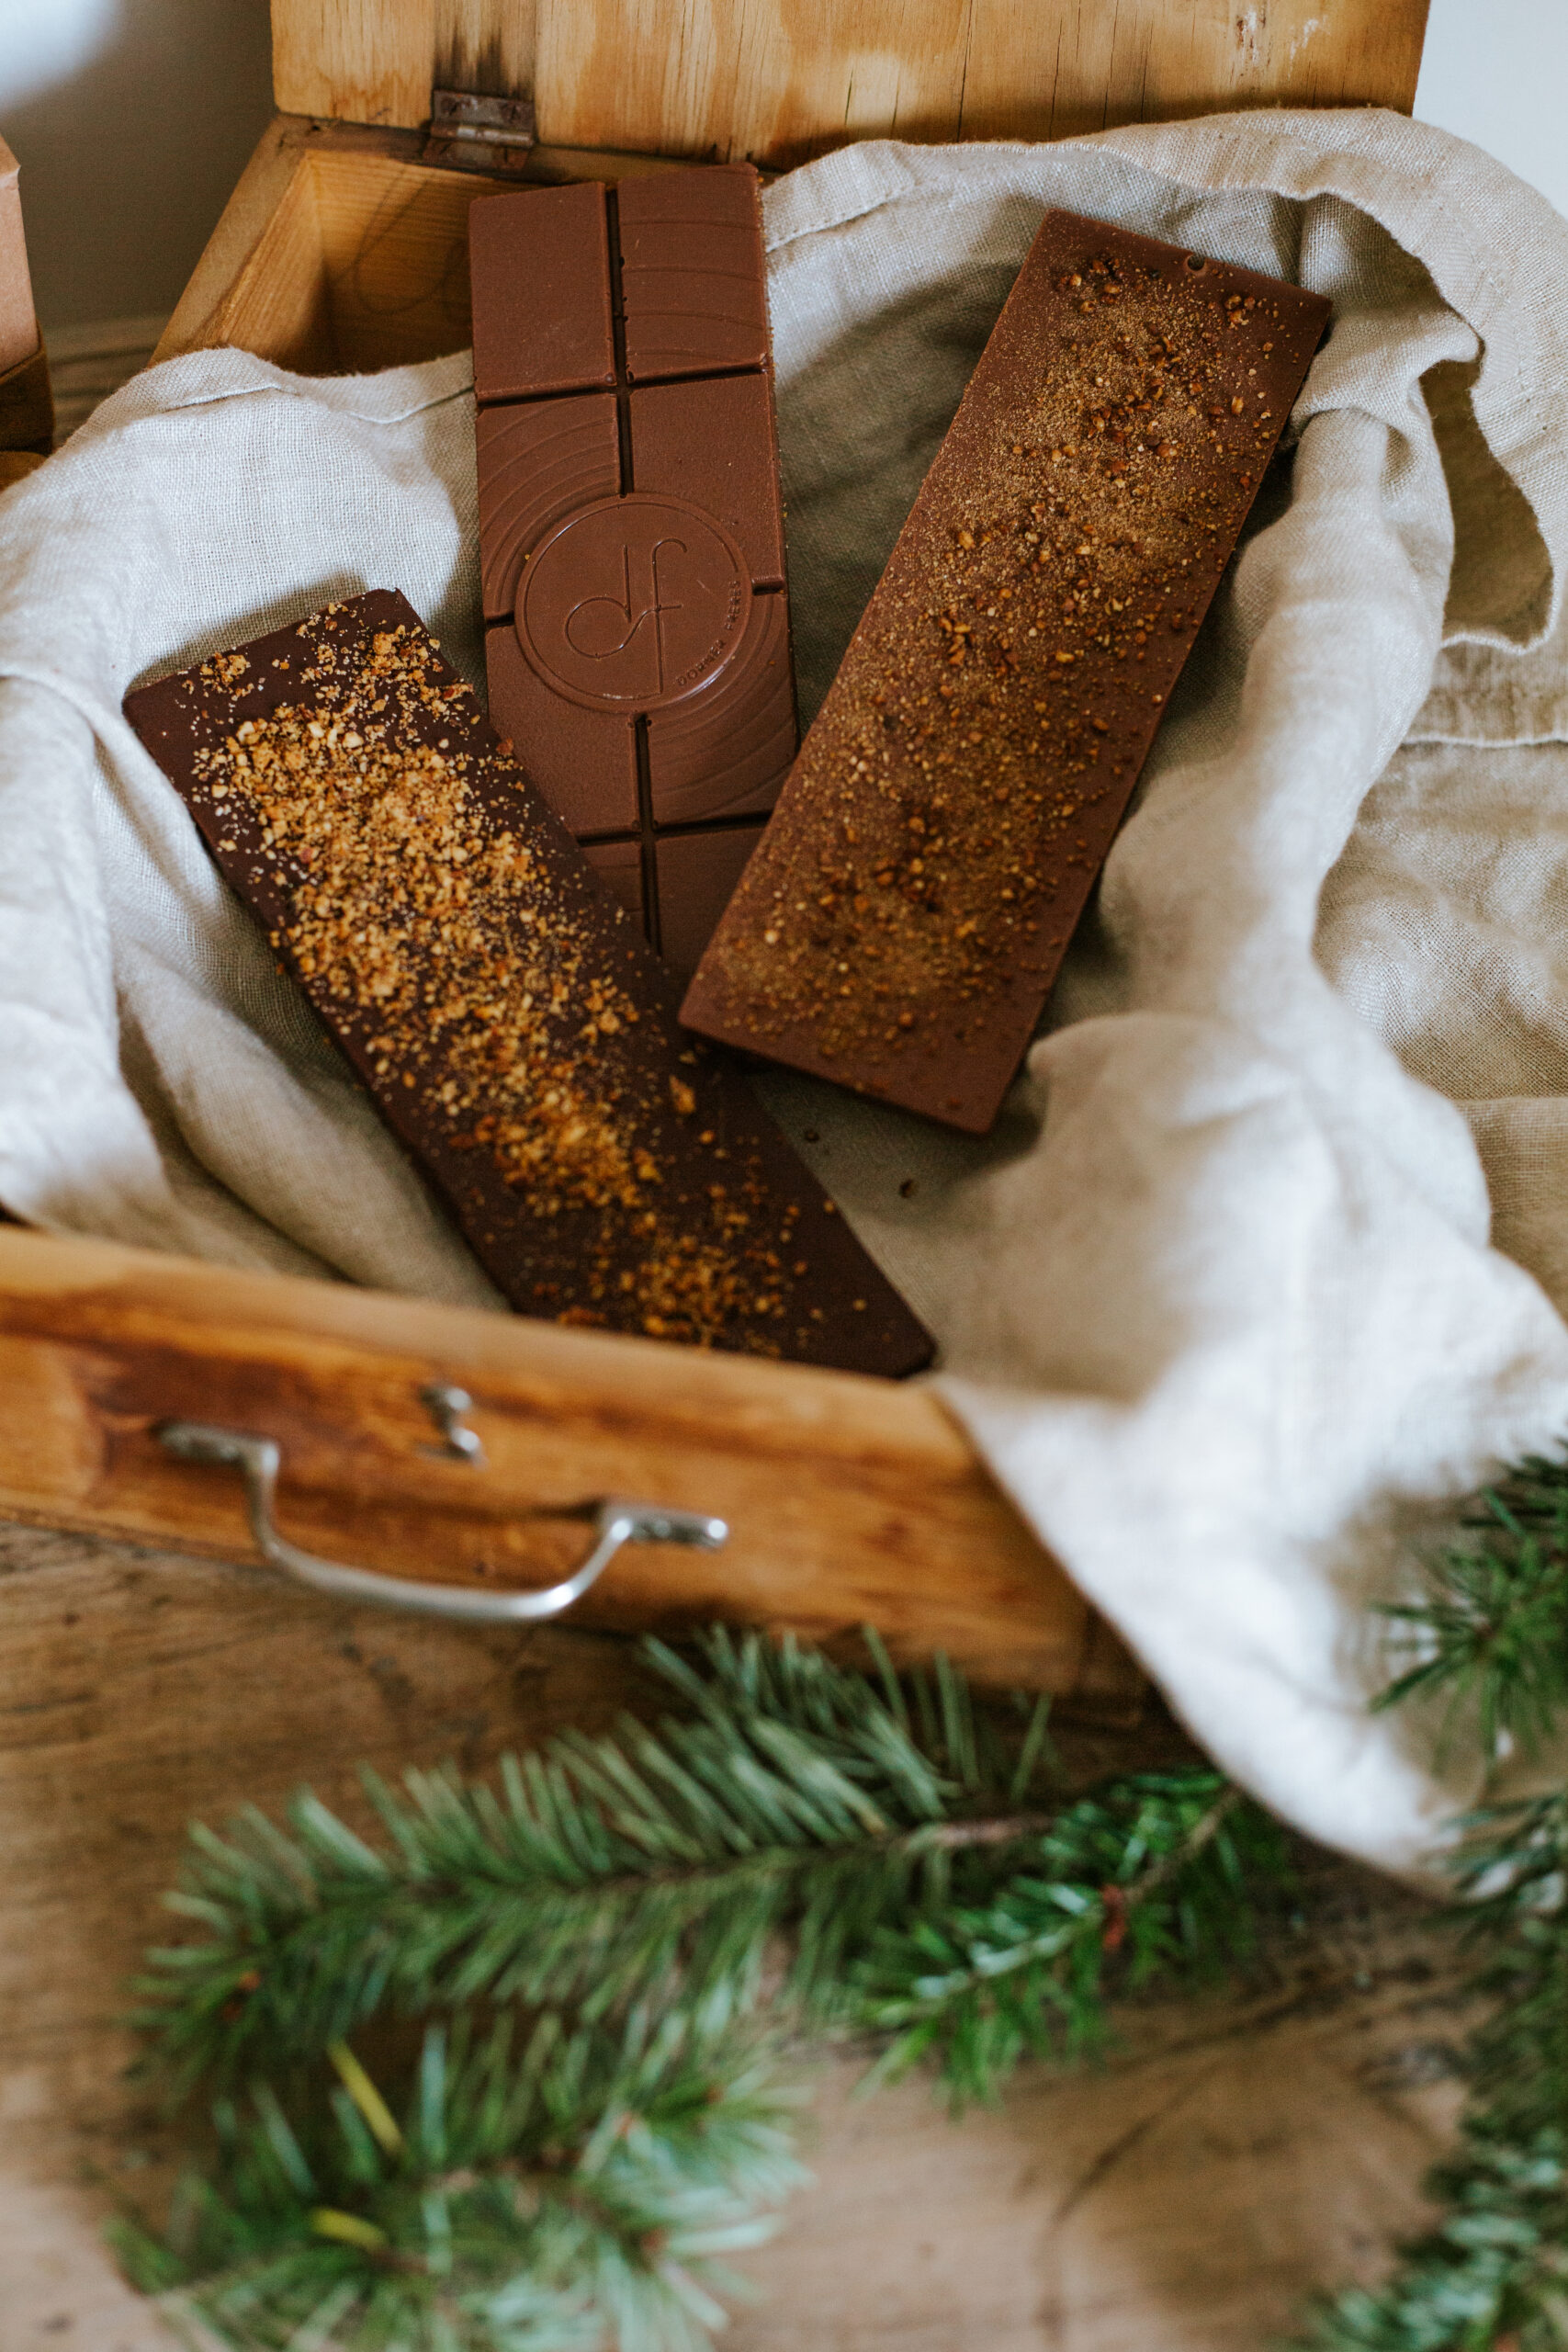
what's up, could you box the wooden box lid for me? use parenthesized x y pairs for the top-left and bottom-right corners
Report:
(272, 0), (1431, 174)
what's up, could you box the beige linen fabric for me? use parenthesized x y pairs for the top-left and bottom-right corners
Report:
(2, 110), (1567, 1873)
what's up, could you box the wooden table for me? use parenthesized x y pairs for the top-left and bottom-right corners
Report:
(1, 1518), (1464, 2350)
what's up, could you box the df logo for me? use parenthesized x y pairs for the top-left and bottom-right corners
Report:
(516, 493), (750, 712)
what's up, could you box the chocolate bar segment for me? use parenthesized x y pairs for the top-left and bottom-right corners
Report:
(617, 168), (772, 379)
(471, 165), (796, 984)
(469, 180), (615, 401)
(476, 395), (621, 623)
(681, 211), (1332, 1134)
(628, 376), (786, 587)
(484, 625), (638, 835)
(582, 835), (646, 927)
(124, 592), (931, 1377)
(657, 825), (769, 983)
(645, 588), (795, 826)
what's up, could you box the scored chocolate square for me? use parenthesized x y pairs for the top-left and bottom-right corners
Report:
(123, 592), (931, 1377)
(680, 210), (1332, 1133)
(471, 165), (796, 985)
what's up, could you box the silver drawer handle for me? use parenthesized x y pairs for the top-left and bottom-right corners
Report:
(155, 1420), (727, 1623)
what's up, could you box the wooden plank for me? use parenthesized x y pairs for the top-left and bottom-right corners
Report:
(0, 1225), (1131, 1700)
(435, 0), (538, 97)
(194, 139), (334, 374)
(157, 118), (711, 372)
(309, 147), (502, 368)
(958, 0), (1432, 141)
(267, 0), (1428, 159)
(535, 0), (974, 166)
(271, 0), (436, 124)
(0, 1515), (1461, 2349)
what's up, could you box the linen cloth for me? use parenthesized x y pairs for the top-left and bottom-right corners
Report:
(3, 110), (1567, 1876)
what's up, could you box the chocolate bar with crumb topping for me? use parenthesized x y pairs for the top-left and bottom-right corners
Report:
(680, 210), (1331, 1134)
(124, 592), (931, 1376)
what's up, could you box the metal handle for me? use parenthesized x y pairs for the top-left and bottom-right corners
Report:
(155, 1420), (727, 1623)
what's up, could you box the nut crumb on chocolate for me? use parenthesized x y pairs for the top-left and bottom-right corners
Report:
(124, 593), (931, 1377)
(680, 210), (1331, 1134)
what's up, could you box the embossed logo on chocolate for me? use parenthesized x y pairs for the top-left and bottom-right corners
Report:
(516, 493), (751, 711)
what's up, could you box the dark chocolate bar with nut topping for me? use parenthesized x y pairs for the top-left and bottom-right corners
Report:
(124, 591), (931, 1376)
(680, 210), (1331, 1134)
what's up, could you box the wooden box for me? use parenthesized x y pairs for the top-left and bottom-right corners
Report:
(0, 0), (1427, 1700)
(0, 132), (52, 484)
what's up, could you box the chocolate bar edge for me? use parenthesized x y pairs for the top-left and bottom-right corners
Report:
(124, 591), (932, 1380)
(680, 209), (1332, 1134)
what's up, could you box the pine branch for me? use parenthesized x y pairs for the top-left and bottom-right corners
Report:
(852, 1775), (1286, 2105)
(1303, 1444), (1568, 2352)
(1375, 1452), (1568, 1762)
(132, 1631), (1069, 2094)
(120, 1628), (1292, 2349)
(1297, 1796), (1568, 2350)
(114, 2009), (806, 2352)
(1298, 2127), (1568, 2352)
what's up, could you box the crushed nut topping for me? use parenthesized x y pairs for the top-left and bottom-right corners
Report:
(186, 620), (816, 1351)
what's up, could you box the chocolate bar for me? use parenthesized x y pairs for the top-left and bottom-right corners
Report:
(680, 211), (1331, 1133)
(124, 593), (931, 1376)
(469, 165), (795, 985)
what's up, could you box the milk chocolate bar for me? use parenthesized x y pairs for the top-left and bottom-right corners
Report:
(681, 211), (1332, 1133)
(469, 165), (796, 985)
(124, 593), (931, 1376)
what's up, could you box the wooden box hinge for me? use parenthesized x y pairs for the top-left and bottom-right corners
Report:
(423, 89), (537, 177)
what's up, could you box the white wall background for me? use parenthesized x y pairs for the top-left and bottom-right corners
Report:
(0, 0), (1562, 334)
(1413, 0), (1568, 225)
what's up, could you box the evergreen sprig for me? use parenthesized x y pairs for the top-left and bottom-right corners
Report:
(1299, 2125), (1568, 2352)
(133, 1630), (1067, 2095)
(1375, 1453), (1568, 1762)
(119, 1630), (1291, 2348)
(1303, 1442), (1568, 2351)
(114, 2009), (804, 2352)
(1299, 1794), (1568, 2350)
(853, 1773), (1277, 2102)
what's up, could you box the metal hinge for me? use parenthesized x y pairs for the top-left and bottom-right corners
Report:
(423, 88), (538, 177)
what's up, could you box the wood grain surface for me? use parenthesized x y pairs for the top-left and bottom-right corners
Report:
(0, 1225), (1135, 1702)
(154, 118), (696, 371)
(271, 0), (1432, 163)
(2, 1513), (1463, 2350)
(274, 0), (438, 131)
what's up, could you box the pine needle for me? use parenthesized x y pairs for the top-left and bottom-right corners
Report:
(131, 1631), (1076, 2091)
(114, 2009), (805, 2352)
(116, 1627), (1291, 2348)
(1303, 1442), (1568, 2350)
(1374, 1453), (1568, 1762)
